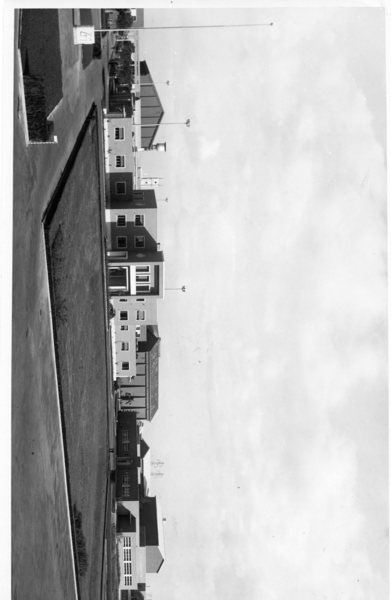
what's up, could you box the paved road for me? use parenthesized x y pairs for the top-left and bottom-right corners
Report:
(12, 9), (112, 600)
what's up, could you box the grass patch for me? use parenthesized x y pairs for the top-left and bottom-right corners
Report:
(73, 505), (89, 577)
(43, 107), (109, 600)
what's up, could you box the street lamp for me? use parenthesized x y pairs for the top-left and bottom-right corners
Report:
(133, 119), (190, 128)
(75, 22), (274, 45)
(165, 286), (186, 292)
(138, 80), (170, 87)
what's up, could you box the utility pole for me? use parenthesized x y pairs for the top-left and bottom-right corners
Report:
(74, 22), (274, 44)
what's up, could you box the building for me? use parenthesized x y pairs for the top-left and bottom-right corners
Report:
(119, 326), (160, 420)
(106, 188), (164, 386)
(115, 412), (165, 598)
(117, 496), (165, 598)
(103, 113), (134, 181)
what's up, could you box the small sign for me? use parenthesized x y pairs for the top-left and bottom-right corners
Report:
(73, 26), (95, 45)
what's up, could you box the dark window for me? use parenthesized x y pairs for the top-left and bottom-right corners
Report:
(134, 236), (145, 248)
(117, 237), (127, 249)
(115, 127), (125, 140)
(116, 182), (126, 195)
(108, 267), (127, 289)
(116, 155), (125, 168)
(135, 214), (144, 227)
(120, 311), (128, 321)
(117, 215), (126, 226)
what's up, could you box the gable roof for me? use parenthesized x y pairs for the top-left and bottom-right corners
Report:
(139, 61), (164, 149)
(148, 337), (160, 421)
(140, 438), (150, 459)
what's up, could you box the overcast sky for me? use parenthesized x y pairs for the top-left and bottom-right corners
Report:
(137, 6), (388, 600)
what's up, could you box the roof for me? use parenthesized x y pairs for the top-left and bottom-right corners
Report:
(139, 497), (165, 572)
(148, 337), (160, 420)
(116, 505), (137, 533)
(138, 326), (159, 353)
(139, 61), (164, 149)
(139, 496), (159, 545)
(140, 438), (150, 459)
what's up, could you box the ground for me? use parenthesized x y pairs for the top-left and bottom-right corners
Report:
(44, 109), (109, 599)
(12, 9), (113, 600)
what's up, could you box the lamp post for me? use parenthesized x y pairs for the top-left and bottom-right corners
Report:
(134, 119), (190, 128)
(165, 286), (186, 292)
(138, 80), (170, 87)
(94, 23), (274, 33)
(74, 22), (274, 44)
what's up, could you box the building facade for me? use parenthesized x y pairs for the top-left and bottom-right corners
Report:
(119, 326), (160, 421)
(116, 412), (164, 598)
(105, 189), (163, 394)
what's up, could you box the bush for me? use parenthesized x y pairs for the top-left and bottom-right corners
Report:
(73, 504), (89, 577)
(23, 74), (50, 141)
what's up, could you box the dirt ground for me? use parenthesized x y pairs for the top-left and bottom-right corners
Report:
(12, 9), (111, 600)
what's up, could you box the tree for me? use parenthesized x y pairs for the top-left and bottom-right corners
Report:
(117, 10), (133, 29)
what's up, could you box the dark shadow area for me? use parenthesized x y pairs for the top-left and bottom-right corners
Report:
(19, 9), (62, 140)
(73, 504), (89, 578)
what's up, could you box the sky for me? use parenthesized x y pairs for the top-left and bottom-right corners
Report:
(135, 6), (389, 600)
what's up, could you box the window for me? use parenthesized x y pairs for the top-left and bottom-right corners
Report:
(115, 127), (125, 140)
(117, 215), (126, 227)
(136, 285), (149, 293)
(120, 325), (128, 331)
(122, 431), (129, 442)
(107, 250), (127, 259)
(134, 214), (144, 227)
(120, 311), (128, 321)
(136, 310), (145, 321)
(136, 298), (145, 302)
(115, 182), (126, 195)
(123, 537), (131, 548)
(134, 236), (145, 248)
(124, 576), (132, 586)
(121, 342), (129, 351)
(136, 326), (141, 338)
(122, 362), (129, 371)
(119, 298), (127, 303)
(124, 548), (132, 561)
(116, 155), (125, 168)
(108, 267), (128, 291)
(136, 266), (150, 273)
(124, 563), (132, 575)
(122, 473), (130, 492)
(136, 275), (149, 283)
(117, 237), (127, 249)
